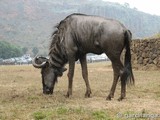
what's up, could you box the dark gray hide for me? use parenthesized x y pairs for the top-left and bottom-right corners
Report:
(33, 13), (134, 101)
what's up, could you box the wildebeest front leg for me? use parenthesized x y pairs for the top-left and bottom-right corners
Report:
(80, 55), (92, 97)
(66, 56), (75, 98)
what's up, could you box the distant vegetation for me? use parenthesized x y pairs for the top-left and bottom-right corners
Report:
(1, 0), (160, 55)
(153, 33), (160, 38)
(0, 41), (23, 59)
(0, 41), (41, 59)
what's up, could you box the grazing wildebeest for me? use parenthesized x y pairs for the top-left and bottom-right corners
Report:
(33, 13), (134, 101)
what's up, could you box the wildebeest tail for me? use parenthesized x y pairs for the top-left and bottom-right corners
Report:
(123, 30), (135, 84)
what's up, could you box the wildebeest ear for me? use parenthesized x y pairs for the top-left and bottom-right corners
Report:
(56, 67), (67, 77)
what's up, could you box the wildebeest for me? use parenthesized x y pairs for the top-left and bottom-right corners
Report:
(33, 13), (134, 101)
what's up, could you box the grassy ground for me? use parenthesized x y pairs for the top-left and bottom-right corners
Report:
(0, 62), (160, 120)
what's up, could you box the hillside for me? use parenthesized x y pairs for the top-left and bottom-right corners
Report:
(1, 0), (160, 55)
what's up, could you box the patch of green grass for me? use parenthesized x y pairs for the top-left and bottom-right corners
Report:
(0, 115), (6, 120)
(92, 110), (111, 120)
(157, 94), (160, 98)
(155, 92), (160, 98)
(56, 107), (68, 115)
(27, 96), (39, 100)
(33, 111), (52, 120)
(33, 107), (109, 120)
(74, 107), (85, 114)
(32, 107), (87, 120)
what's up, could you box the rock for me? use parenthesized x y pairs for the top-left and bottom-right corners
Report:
(131, 38), (160, 70)
(137, 57), (143, 64)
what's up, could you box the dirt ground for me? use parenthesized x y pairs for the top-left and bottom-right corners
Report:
(0, 62), (160, 120)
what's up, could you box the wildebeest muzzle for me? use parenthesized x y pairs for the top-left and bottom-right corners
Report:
(43, 86), (53, 94)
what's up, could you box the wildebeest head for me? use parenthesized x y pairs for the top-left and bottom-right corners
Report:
(32, 56), (67, 94)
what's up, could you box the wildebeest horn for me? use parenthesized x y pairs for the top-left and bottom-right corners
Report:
(32, 56), (48, 68)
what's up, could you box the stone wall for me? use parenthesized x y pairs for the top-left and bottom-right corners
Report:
(130, 38), (160, 70)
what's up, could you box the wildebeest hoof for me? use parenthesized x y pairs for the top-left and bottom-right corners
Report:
(106, 94), (114, 100)
(85, 91), (91, 98)
(65, 94), (69, 98)
(106, 96), (112, 101)
(118, 96), (125, 101)
(65, 92), (72, 98)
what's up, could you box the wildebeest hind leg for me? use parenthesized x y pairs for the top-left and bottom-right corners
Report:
(118, 70), (127, 101)
(106, 59), (123, 100)
(80, 55), (92, 97)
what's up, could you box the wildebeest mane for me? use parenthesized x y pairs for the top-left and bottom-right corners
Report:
(50, 13), (88, 49)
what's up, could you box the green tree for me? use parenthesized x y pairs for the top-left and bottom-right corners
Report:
(0, 41), (23, 59)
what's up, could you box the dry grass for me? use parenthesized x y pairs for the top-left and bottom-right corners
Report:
(0, 62), (160, 120)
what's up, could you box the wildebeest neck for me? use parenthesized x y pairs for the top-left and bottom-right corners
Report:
(49, 33), (68, 68)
